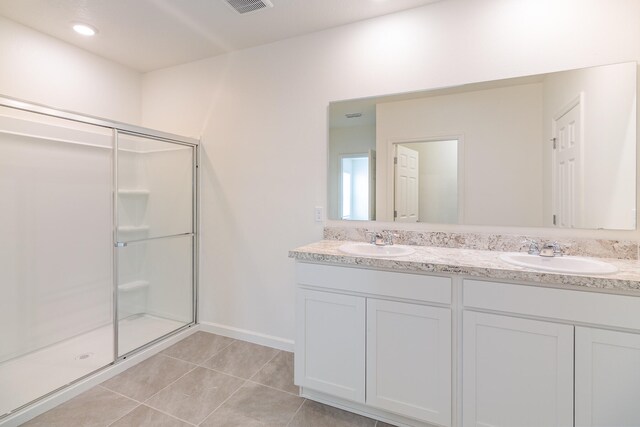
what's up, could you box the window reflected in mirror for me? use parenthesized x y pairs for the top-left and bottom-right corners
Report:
(340, 154), (369, 220)
(327, 61), (637, 230)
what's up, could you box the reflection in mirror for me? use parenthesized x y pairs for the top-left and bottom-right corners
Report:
(393, 139), (459, 224)
(328, 62), (637, 230)
(339, 151), (375, 220)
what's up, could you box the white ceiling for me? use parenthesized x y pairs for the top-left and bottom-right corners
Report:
(0, 0), (441, 72)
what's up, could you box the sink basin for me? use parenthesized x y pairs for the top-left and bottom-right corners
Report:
(499, 253), (617, 275)
(339, 243), (415, 258)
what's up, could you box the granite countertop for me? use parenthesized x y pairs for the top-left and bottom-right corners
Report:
(289, 240), (640, 295)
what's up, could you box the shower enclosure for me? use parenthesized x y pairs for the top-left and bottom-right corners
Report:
(0, 97), (198, 419)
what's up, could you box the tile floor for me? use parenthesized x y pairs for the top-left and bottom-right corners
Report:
(24, 331), (395, 426)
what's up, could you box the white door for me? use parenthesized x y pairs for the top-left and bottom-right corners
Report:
(394, 145), (419, 222)
(462, 311), (574, 427)
(575, 327), (640, 427)
(294, 289), (366, 403)
(553, 101), (582, 228)
(367, 299), (451, 426)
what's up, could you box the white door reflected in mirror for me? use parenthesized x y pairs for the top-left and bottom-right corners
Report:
(393, 140), (459, 224)
(327, 61), (637, 230)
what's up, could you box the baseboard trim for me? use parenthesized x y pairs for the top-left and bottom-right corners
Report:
(199, 321), (294, 352)
(301, 387), (439, 427)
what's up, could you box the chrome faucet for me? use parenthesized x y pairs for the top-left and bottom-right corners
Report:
(540, 241), (563, 257)
(522, 239), (563, 257)
(366, 231), (384, 246)
(522, 239), (540, 255)
(382, 231), (398, 246)
(366, 231), (396, 246)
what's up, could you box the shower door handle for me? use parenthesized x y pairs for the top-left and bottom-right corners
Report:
(114, 242), (127, 248)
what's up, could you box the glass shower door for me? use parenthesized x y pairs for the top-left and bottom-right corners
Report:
(115, 131), (195, 357)
(0, 107), (114, 416)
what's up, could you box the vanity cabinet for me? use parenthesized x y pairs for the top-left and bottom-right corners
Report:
(294, 258), (640, 427)
(462, 311), (574, 427)
(295, 288), (366, 402)
(295, 263), (452, 426)
(367, 299), (451, 425)
(463, 279), (640, 427)
(575, 327), (640, 427)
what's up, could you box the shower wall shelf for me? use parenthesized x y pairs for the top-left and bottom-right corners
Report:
(118, 189), (150, 196)
(117, 225), (150, 232)
(118, 280), (150, 292)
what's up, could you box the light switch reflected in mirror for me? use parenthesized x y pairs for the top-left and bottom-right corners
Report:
(328, 61), (637, 230)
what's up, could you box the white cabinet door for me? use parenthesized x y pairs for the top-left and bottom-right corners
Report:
(295, 288), (366, 403)
(462, 311), (573, 427)
(367, 299), (451, 426)
(575, 327), (640, 427)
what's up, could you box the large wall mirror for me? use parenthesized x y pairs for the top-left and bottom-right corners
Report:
(328, 62), (637, 230)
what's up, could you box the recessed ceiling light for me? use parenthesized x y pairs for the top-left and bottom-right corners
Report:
(72, 23), (97, 36)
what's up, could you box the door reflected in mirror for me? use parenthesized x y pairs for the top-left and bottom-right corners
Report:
(327, 61), (637, 230)
(393, 139), (459, 224)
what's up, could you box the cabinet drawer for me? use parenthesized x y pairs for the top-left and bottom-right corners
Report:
(297, 262), (451, 305)
(464, 279), (640, 331)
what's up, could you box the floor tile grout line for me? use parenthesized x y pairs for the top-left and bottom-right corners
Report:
(195, 338), (239, 368)
(162, 333), (237, 367)
(194, 365), (252, 382)
(97, 384), (146, 406)
(142, 363), (199, 404)
(98, 355), (198, 410)
(285, 398), (307, 427)
(246, 378), (301, 397)
(105, 401), (198, 427)
(194, 362), (301, 398)
(105, 401), (143, 427)
(140, 403), (198, 426)
(196, 378), (251, 426)
(100, 381), (198, 426)
(248, 349), (281, 381)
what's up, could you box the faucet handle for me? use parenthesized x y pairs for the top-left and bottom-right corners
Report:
(364, 230), (376, 244)
(382, 231), (399, 245)
(522, 239), (540, 255)
(551, 241), (563, 256)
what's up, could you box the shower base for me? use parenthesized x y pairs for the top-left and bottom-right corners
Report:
(0, 314), (184, 418)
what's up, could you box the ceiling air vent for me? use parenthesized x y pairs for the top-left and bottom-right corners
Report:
(225, 0), (274, 14)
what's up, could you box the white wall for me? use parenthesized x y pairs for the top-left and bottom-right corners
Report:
(141, 0), (640, 344)
(0, 16), (141, 124)
(376, 83), (544, 226)
(542, 62), (637, 229)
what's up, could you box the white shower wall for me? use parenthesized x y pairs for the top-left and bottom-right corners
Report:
(143, 148), (193, 323)
(0, 110), (113, 363)
(117, 140), (193, 325)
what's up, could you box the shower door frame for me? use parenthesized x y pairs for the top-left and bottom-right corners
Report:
(0, 94), (199, 416)
(113, 129), (199, 360)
